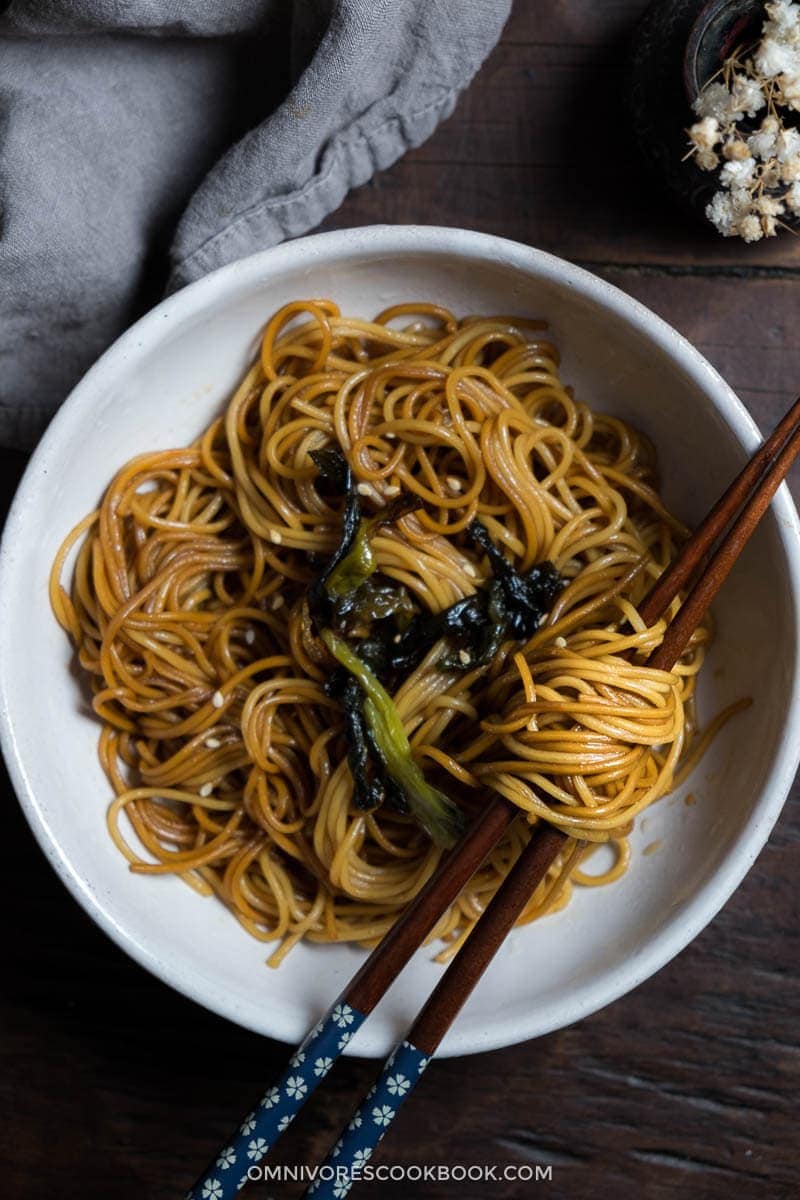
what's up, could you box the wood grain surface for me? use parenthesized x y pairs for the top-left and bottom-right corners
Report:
(2, 3), (798, 1197)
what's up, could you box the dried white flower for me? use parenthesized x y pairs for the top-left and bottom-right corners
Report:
(747, 114), (781, 160)
(757, 194), (785, 215)
(786, 180), (800, 211)
(778, 70), (800, 108)
(775, 125), (800, 160)
(689, 116), (721, 151)
(696, 148), (720, 171)
(762, 159), (783, 186)
(738, 214), (764, 242)
(762, 214), (779, 235)
(705, 191), (735, 235)
(729, 185), (755, 213)
(747, 132), (776, 161)
(722, 138), (750, 160)
(730, 75), (766, 116)
(764, 1), (800, 42)
(693, 81), (739, 123)
(705, 187), (752, 236)
(755, 35), (798, 77)
(720, 155), (757, 187)
(781, 152), (800, 181)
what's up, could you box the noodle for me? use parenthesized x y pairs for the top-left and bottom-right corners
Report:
(50, 300), (742, 965)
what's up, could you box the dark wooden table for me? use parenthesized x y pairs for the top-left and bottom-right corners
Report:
(2, 4), (798, 1197)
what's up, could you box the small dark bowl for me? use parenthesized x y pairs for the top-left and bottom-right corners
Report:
(684, 0), (765, 103)
(627, 0), (788, 231)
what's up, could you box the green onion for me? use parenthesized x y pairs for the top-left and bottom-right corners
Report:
(321, 628), (465, 848)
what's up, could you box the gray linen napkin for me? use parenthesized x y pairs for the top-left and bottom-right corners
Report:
(0, 0), (510, 448)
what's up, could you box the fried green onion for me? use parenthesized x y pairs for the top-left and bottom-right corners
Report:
(309, 446), (420, 625)
(387, 520), (563, 675)
(308, 450), (561, 847)
(321, 628), (466, 848)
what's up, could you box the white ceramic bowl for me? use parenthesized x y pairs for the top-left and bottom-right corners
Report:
(2, 226), (799, 1058)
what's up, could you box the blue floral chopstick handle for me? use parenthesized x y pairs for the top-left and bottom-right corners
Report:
(186, 1002), (365, 1200)
(303, 1039), (429, 1200)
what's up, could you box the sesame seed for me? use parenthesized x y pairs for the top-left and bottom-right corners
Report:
(271, 594), (285, 610)
(269, 529), (283, 544)
(244, 628), (255, 645)
(356, 482), (372, 496)
(463, 563), (477, 578)
(384, 484), (401, 497)
(458, 649), (471, 665)
(554, 636), (567, 649)
(385, 431), (397, 440)
(211, 690), (224, 708)
(199, 782), (213, 797)
(393, 633), (402, 644)
(205, 737), (221, 750)
(446, 476), (464, 493)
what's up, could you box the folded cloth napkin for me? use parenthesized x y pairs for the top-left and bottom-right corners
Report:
(0, 0), (510, 448)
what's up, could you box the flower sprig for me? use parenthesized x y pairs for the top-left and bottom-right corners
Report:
(687, 0), (800, 240)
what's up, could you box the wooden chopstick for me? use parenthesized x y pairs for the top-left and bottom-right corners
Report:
(424, 402), (800, 1034)
(648, 415), (800, 670)
(373, 401), (800, 1049)
(298, 826), (571, 1200)
(300, 406), (800, 1198)
(186, 401), (800, 1200)
(638, 394), (800, 627)
(184, 800), (518, 1200)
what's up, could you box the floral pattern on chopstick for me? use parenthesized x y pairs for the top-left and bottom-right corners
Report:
(186, 1003), (366, 1200)
(304, 1039), (429, 1199)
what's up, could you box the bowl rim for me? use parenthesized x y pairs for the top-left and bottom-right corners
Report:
(2, 223), (799, 1057)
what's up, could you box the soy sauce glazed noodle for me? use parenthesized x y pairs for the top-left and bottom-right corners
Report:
(50, 300), (744, 966)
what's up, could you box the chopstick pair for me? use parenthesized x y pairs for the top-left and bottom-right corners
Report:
(187, 398), (800, 1200)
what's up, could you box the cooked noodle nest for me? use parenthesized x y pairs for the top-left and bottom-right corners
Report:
(50, 299), (745, 965)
